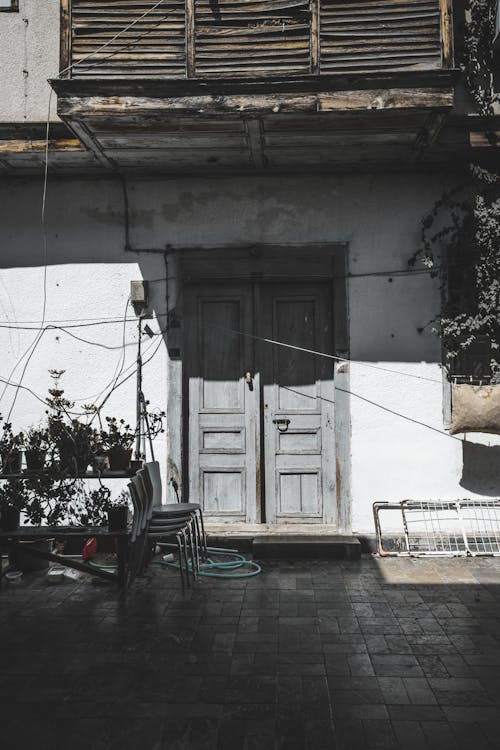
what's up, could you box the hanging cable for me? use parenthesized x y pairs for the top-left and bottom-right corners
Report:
(0, 91), (52, 412)
(0, 375), (50, 408)
(0, 316), (165, 330)
(69, 9), (174, 75)
(204, 322), (443, 385)
(86, 298), (132, 415)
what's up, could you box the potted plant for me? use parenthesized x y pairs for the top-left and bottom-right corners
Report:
(101, 417), (135, 471)
(106, 489), (130, 531)
(46, 371), (98, 475)
(24, 425), (49, 471)
(0, 479), (26, 531)
(0, 416), (22, 475)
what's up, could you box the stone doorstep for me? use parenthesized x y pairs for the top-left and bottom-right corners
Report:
(205, 524), (362, 560)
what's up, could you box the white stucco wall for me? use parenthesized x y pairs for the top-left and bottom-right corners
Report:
(0, 0), (59, 122)
(1, 173), (499, 530)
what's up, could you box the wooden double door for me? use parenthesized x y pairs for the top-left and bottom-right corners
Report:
(184, 282), (336, 525)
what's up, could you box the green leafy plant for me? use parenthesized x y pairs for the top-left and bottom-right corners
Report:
(463, 0), (499, 120)
(24, 425), (49, 452)
(410, 166), (500, 380)
(100, 417), (136, 451)
(0, 415), (23, 473)
(46, 370), (98, 474)
(0, 478), (28, 512)
(0, 369), (164, 525)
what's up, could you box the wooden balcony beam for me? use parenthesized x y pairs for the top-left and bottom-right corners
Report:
(56, 87), (453, 121)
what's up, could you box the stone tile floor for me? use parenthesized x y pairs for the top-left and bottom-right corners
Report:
(1, 554), (500, 749)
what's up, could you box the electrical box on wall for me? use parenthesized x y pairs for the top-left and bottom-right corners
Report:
(130, 280), (149, 316)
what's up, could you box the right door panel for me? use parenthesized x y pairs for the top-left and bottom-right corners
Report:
(260, 283), (336, 524)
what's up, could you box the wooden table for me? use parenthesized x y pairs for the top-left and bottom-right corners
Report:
(0, 525), (129, 589)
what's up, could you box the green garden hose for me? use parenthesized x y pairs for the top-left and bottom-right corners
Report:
(152, 548), (262, 578)
(88, 548), (262, 578)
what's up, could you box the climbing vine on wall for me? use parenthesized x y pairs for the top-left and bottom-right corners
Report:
(463, 0), (499, 117)
(410, 1), (499, 382)
(410, 166), (500, 381)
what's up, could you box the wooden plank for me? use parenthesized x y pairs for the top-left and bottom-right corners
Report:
(317, 87), (453, 111)
(63, 118), (115, 169)
(0, 138), (83, 153)
(311, 0), (320, 73)
(470, 131), (500, 147)
(95, 132), (246, 148)
(440, 0), (453, 67)
(264, 131), (416, 146)
(320, 0), (442, 74)
(60, 0), (72, 77)
(71, 0), (187, 78)
(193, 0), (311, 76)
(58, 93), (318, 117)
(57, 85), (453, 120)
(186, 0), (195, 76)
(245, 118), (266, 168)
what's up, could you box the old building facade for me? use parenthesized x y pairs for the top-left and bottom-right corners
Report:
(0, 0), (498, 537)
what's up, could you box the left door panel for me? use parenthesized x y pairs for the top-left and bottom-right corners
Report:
(184, 284), (259, 523)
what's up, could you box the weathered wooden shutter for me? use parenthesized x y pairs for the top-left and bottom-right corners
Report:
(71, 0), (186, 77)
(320, 0), (442, 73)
(193, 0), (312, 77)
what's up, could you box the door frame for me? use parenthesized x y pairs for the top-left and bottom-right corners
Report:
(165, 243), (351, 530)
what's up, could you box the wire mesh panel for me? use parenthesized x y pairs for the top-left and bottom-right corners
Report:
(401, 501), (467, 556)
(373, 499), (500, 557)
(459, 500), (500, 555)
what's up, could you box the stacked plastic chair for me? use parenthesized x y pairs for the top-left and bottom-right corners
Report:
(126, 468), (154, 587)
(139, 461), (206, 590)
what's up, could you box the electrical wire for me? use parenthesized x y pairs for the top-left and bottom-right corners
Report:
(1, 3), (171, 421)
(69, 9), (174, 75)
(204, 322), (444, 385)
(3, 328), (46, 420)
(72, 335), (159, 405)
(87, 298), (132, 411)
(0, 375), (51, 408)
(55, 323), (138, 352)
(279, 383), (464, 443)
(0, 318), (155, 331)
(0, 86), (54, 416)
(334, 386), (464, 442)
(93, 335), (164, 416)
(145, 267), (440, 284)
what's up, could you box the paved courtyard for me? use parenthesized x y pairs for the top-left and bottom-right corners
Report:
(1, 553), (500, 749)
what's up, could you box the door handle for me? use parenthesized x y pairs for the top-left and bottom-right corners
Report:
(273, 418), (290, 432)
(244, 372), (254, 391)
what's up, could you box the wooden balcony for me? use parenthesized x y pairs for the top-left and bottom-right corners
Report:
(50, 0), (461, 174)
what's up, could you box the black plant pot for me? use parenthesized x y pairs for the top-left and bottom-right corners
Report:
(9, 538), (53, 572)
(107, 505), (129, 532)
(0, 506), (20, 532)
(108, 447), (132, 472)
(25, 449), (47, 472)
(59, 449), (91, 476)
(1, 450), (22, 475)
